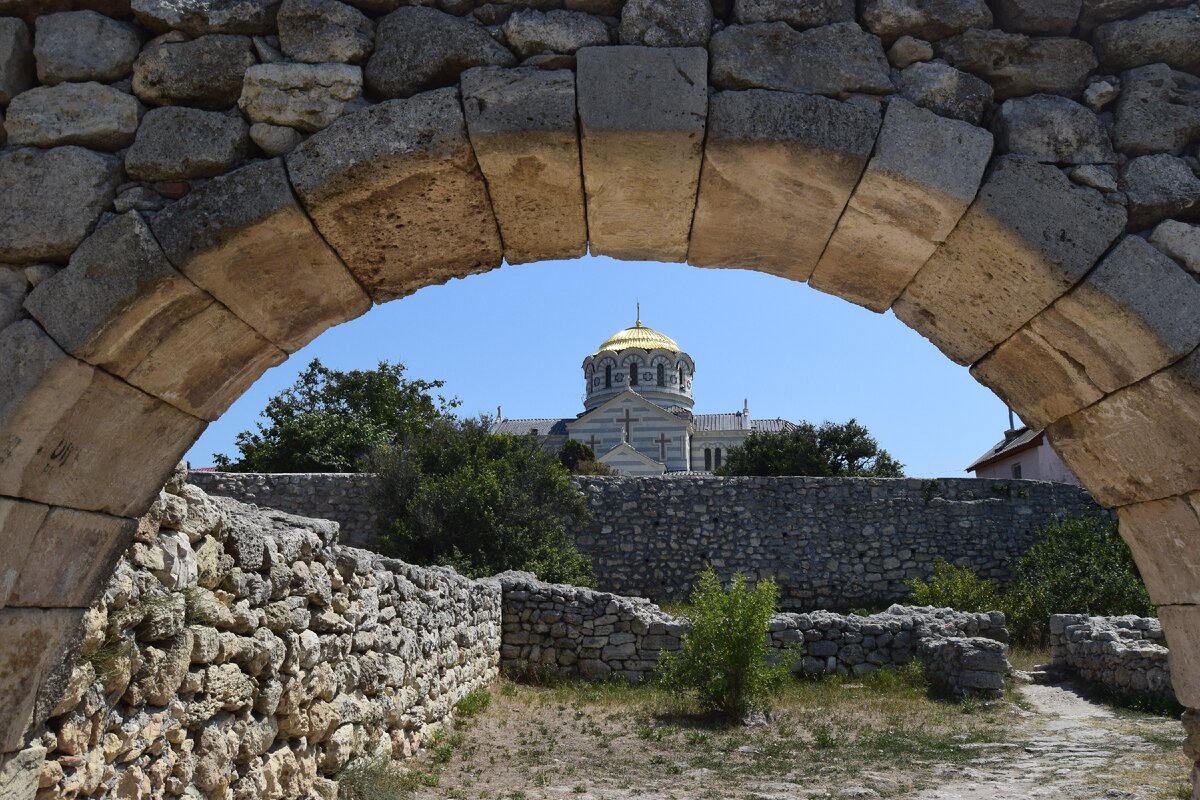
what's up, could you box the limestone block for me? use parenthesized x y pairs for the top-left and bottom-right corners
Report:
(5, 83), (143, 151)
(133, 34), (258, 109)
(888, 36), (933, 68)
(25, 212), (286, 420)
(897, 60), (993, 125)
(1078, 0), (1190, 31)
(0, 745), (45, 800)
(710, 22), (893, 96)
(1150, 220), (1200, 274)
(935, 29), (1098, 100)
(688, 89), (881, 282)
(365, 7), (516, 100)
(576, 46), (706, 262)
(893, 156), (1126, 366)
(126, 106), (250, 181)
(1156, 605), (1200, 707)
(0, 17), (33, 105)
(504, 10), (610, 57)
(992, 95), (1115, 165)
(0, 146), (123, 264)
(1114, 65), (1200, 157)
(810, 98), (992, 311)
(0, 608), (85, 751)
(1047, 348), (1200, 507)
(0, 268), (25, 330)
(0, 320), (204, 515)
(860, 0), (992, 43)
(732, 0), (854, 28)
(33, 11), (141, 84)
(0, 498), (134, 609)
(618, 0), (712, 47)
(286, 88), (502, 301)
(990, 0), (1081, 34)
(277, 0), (374, 65)
(238, 63), (362, 133)
(132, 0), (280, 35)
(460, 67), (586, 264)
(1119, 154), (1200, 231)
(1120, 493), (1200, 606)
(973, 236), (1200, 429)
(250, 122), (305, 156)
(1093, 6), (1200, 74)
(151, 158), (369, 351)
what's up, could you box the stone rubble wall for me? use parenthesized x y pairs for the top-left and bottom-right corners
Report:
(13, 471), (500, 800)
(498, 571), (1010, 698)
(1049, 613), (1174, 703)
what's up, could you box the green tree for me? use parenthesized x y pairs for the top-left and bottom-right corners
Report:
(716, 419), (904, 478)
(213, 359), (458, 472)
(368, 418), (594, 585)
(557, 439), (613, 476)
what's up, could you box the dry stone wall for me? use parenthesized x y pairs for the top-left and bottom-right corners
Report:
(498, 571), (1010, 698)
(1049, 613), (1174, 703)
(7, 471), (500, 800)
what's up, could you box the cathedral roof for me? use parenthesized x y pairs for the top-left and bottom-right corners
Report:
(595, 318), (681, 354)
(491, 418), (571, 436)
(693, 414), (798, 433)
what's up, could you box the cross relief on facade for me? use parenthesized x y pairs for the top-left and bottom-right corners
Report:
(656, 433), (671, 460)
(617, 408), (639, 441)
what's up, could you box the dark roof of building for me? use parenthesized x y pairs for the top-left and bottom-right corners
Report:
(692, 414), (797, 433)
(491, 418), (571, 436)
(966, 427), (1044, 472)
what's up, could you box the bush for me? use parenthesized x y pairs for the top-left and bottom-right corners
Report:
(658, 567), (789, 719)
(368, 417), (594, 586)
(557, 439), (612, 476)
(717, 418), (903, 478)
(906, 559), (1004, 614)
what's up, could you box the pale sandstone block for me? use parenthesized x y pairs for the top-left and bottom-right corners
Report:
(893, 155), (1126, 366)
(576, 46), (707, 262)
(1047, 347), (1200, 507)
(688, 89), (879, 282)
(461, 67), (587, 264)
(0, 607), (85, 752)
(25, 213), (286, 421)
(973, 236), (1200, 429)
(0, 320), (204, 517)
(1120, 493), (1200, 606)
(1157, 604), (1200, 708)
(151, 158), (370, 351)
(809, 97), (992, 311)
(286, 87), (502, 302)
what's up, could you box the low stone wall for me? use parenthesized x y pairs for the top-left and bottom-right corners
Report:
(13, 474), (500, 800)
(1049, 614), (1173, 703)
(498, 572), (1009, 698)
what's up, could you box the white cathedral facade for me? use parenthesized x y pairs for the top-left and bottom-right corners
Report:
(491, 315), (797, 476)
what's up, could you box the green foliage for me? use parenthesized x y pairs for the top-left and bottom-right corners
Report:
(658, 567), (789, 719)
(454, 687), (492, 719)
(214, 359), (458, 472)
(906, 559), (1004, 614)
(337, 756), (436, 800)
(369, 417), (594, 585)
(1004, 514), (1154, 644)
(557, 439), (613, 476)
(717, 419), (904, 478)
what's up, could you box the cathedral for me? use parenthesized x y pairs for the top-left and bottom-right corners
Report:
(491, 313), (797, 476)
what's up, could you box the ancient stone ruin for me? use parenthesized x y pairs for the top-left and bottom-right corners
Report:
(1, 0), (1200, 792)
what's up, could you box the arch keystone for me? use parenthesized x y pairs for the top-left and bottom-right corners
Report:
(576, 45), (707, 262)
(461, 67), (587, 265)
(286, 86), (503, 302)
(24, 212), (286, 421)
(688, 89), (881, 281)
(809, 97), (993, 312)
(893, 155), (1126, 366)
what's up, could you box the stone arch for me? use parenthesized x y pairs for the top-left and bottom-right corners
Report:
(1, 0), (1200, 786)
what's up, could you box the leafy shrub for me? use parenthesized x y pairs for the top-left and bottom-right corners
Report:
(557, 440), (612, 476)
(658, 567), (789, 719)
(906, 559), (1004, 614)
(454, 687), (492, 718)
(717, 418), (903, 478)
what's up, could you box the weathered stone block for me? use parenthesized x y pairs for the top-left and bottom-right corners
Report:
(0, 320), (204, 516)
(5, 82), (142, 151)
(504, 9), (610, 57)
(0, 745), (45, 800)
(992, 94), (1115, 165)
(893, 156), (1126, 365)
(935, 29), (1098, 100)
(1156, 605), (1200, 708)
(238, 62), (362, 133)
(1150, 219), (1200, 274)
(732, 0), (854, 28)
(618, 0), (712, 47)
(1078, 0), (1191, 31)
(689, 90), (881, 282)
(1047, 347), (1200, 506)
(133, 34), (258, 110)
(365, 7), (515, 100)
(250, 122), (305, 157)
(576, 46), (707, 262)
(0, 608), (84, 751)
(897, 60), (993, 125)
(973, 236), (1200, 429)
(132, 0), (280, 35)
(25, 212), (286, 421)
(860, 0), (992, 43)
(810, 98), (992, 311)
(710, 22), (892, 96)
(991, 0), (1081, 34)
(1120, 493), (1200, 606)
(126, 106), (250, 181)
(1093, 6), (1200, 74)
(277, 0), (373, 65)
(33, 11), (141, 84)
(1119, 154), (1200, 231)
(0, 17), (33, 105)
(0, 146), (122, 264)
(152, 158), (369, 350)
(1114, 65), (1200, 157)
(286, 88), (502, 301)
(460, 67), (586, 264)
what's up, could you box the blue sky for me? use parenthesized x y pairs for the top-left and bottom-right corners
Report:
(186, 255), (1015, 477)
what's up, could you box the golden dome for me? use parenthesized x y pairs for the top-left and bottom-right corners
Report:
(595, 319), (681, 354)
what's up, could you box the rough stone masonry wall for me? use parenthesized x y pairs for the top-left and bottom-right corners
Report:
(574, 476), (1104, 609)
(4, 472), (500, 800)
(498, 571), (1010, 699)
(1049, 613), (1175, 703)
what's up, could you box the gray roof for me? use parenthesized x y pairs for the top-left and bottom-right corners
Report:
(692, 414), (797, 433)
(966, 427), (1043, 471)
(491, 418), (571, 436)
